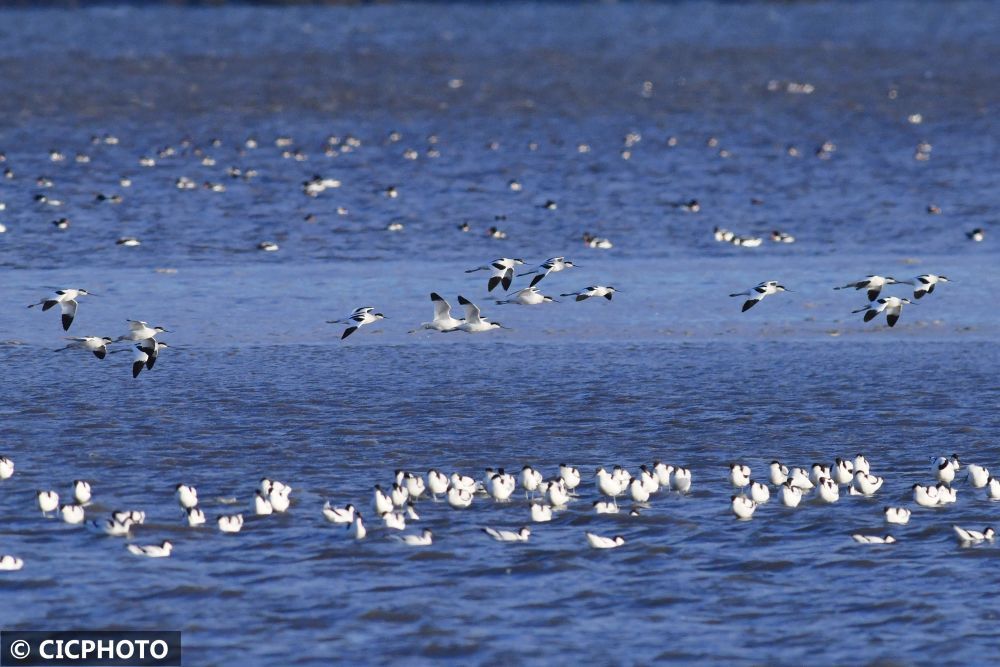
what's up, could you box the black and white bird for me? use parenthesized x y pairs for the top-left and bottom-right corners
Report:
(852, 534), (896, 545)
(518, 257), (576, 287)
(132, 340), (169, 378)
(953, 525), (995, 545)
(560, 286), (618, 302)
(28, 288), (94, 331)
(175, 484), (198, 510)
(186, 507), (206, 526)
(465, 258), (525, 292)
(37, 490), (59, 516)
(582, 233), (613, 249)
(409, 293), (464, 332)
(967, 464), (990, 488)
(117, 320), (169, 342)
(495, 286), (556, 306)
(731, 495), (757, 519)
(218, 514), (244, 533)
(426, 470), (449, 499)
(0, 457), (12, 480)
(127, 541), (173, 557)
(453, 296), (506, 333)
(729, 281), (791, 311)
(60, 504), (85, 524)
(780, 482), (803, 508)
(901, 274), (950, 300)
(729, 464), (751, 488)
(932, 456), (959, 485)
(348, 515), (367, 540)
(0, 555), (24, 571)
(73, 480), (91, 505)
(393, 529), (433, 546)
(852, 297), (914, 327)
(92, 517), (132, 537)
(966, 228), (985, 242)
(769, 461), (789, 486)
(56, 336), (113, 359)
(322, 502), (356, 524)
(526, 502), (551, 522)
(328, 307), (386, 340)
(834, 275), (902, 302)
(586, 532), (625, 549)
(483, 526), (531, 542)
(884, 507), (911, 525)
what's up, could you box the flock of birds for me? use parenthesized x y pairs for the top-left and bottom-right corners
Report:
(26, 264), (952, 373)
(0, 449), (996, 567)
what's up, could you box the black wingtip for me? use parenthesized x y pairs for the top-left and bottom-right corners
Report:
(458, 295), (471, 305)
(887, 314), (899, 327)
(132, 361), (144, 378)
(742, 300), (756, 312)
(487, 277), (500, 292)
(863, 310), (877, 322)
(342, 327), (357, 340)
(430, 292), (442, 301)
(603, 293), (613, 300)
(576, 295), (587, 302)
(61, 314), (73, 330)
(502, 274), (512, 291)
(529, 275), (543, 288)
(93, 349), (106, 360)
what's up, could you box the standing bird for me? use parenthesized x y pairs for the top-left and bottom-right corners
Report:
(852, 297), (914, 327)
(495, 286), (556, 306)
(834, 275), (902, 302)
(328, 307), (386, 340)
(560, 286), (618, 302)
(465, 258), (525, 292)
(518, 257), (576, 287)
(28, 288), (94, 331)
(729, 281), (790, 311)
(453, 296), (506, 333)
(409, 293), (463, 333)
(56, 336), (114, 359)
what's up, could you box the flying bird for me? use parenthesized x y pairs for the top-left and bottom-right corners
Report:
(453, 296), (507, 332)
(28, 288), (94, 331)
(852, 296), (913, 327)
(560, 285), (618, 302)
(465, 258), (524, 292)
(495, 286), (556, 306)
(131, 340), (170, 378)
(409, 293), (463, 332)
(328, 307), (386, 340)
(834, 275), (902, 302)
(56, 336), (113, 359)
(729, 281), (790, 311)
(518, 257), (576, 287)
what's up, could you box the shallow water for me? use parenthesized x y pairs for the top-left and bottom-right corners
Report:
(0, 2), (999, 666)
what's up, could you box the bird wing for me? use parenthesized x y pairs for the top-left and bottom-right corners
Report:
(430, 293), (452, 320)
(458, 297), (482, 324)
(127, 320), (149, 331)
(60, 300), (78, 330)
